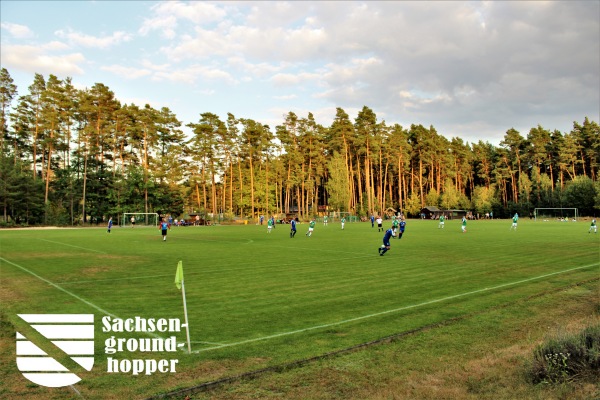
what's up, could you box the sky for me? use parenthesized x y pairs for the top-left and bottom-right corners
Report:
(1, 1), (599, 145)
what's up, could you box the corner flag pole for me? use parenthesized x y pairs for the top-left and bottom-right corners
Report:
(175, 261), (192, 354)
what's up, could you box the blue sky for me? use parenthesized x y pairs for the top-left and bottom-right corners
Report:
(1, 1), (599, 144)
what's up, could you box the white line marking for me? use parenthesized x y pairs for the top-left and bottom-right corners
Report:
(189, 341), (226, 345)
(1, 256), (117, 317)
(38, 239), (107, 254)
(69, 384), (85, 399)
(195, 262), (599, 353)
(2, 256), (168, 340)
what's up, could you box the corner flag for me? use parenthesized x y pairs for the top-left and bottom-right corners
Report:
(174, 261), (191, 353)
(175, 261), (183, 289)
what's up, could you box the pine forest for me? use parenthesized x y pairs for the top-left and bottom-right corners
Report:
(0, 68), (598, 226)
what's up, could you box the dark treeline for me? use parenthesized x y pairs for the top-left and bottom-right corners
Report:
(0, 68), (598, 226)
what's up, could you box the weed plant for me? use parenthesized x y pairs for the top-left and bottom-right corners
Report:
(530, 324), (600, 384)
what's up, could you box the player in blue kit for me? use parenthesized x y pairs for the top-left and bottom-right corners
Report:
(290, 218), (297, 238)
(378, 226), (396, 256)
(398, 218), (406, 239)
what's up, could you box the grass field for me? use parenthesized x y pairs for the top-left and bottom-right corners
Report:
(1, 218), (598, 399)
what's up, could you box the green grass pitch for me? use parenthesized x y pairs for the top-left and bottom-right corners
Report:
(1, 218), (598, 398)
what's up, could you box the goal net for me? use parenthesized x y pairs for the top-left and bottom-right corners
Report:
(328, 212), (358, 222)
(533, 208), (578, 221)
(122, 213), (160, 227)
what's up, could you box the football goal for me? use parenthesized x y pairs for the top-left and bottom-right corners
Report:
(533, 208), (578, 221)
(122, 213), (160, 227)
(328, 212), (359, 222)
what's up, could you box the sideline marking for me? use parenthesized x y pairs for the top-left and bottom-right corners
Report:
(68, 385), (85, 399)
(1, 256), (116, 317)
(2, 256), (166, 340)
(194, 262), (599, 352)
(190, 341), (226, 346)
(39, 239), (107, 254)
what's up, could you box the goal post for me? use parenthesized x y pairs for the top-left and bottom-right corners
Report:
(328, 212), (357, 222)
(122, 213), (160, 227)
(533, 208), (578, 221)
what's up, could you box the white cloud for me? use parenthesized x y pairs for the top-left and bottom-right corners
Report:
(139, 1), (226, 38)
(138, 15), (178, 39)
(1, 22), (34, 38)
(2, 1), (597, 146)
(140, 59), (171, 72)
(0, 44), (84, 75)
(44, 41), (70, 51)
(152, 64), (236, 85)
(270, 72), (321, 87)
(274, 94), (297, 100)
(227, 56), (284, 78)
(54, 28), (132, 49)
(100, 65), (152, 79)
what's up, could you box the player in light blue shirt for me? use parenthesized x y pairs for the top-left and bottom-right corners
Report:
(290, 218), (297, 238)
(159, 219), (170, 241)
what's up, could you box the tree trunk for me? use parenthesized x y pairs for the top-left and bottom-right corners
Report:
(418, 157), (424, 207)
(355, 153), (362, 213)
(249, 158), (255, 221)
(82, 151), (88, 225)
(195, 181), (201, 211)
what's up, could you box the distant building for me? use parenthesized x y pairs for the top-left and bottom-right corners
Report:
(420, 206), (468, 220)
(442, 209), (468, 219)
(420, 206), (441, 219)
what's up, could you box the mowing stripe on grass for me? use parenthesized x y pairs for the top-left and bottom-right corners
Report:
(2, 256), (175, 341)
(265, 243), (367, 256)
(56, 254), (375, 285)
(176, 236), (254, 244)
(39, 238), (107, 254)
(194, 262), (598, 353)
(56, 273), (174, 285)
(1, 256), (116, 317)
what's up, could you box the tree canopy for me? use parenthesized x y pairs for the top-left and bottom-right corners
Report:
(1, 68), (598, 225)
